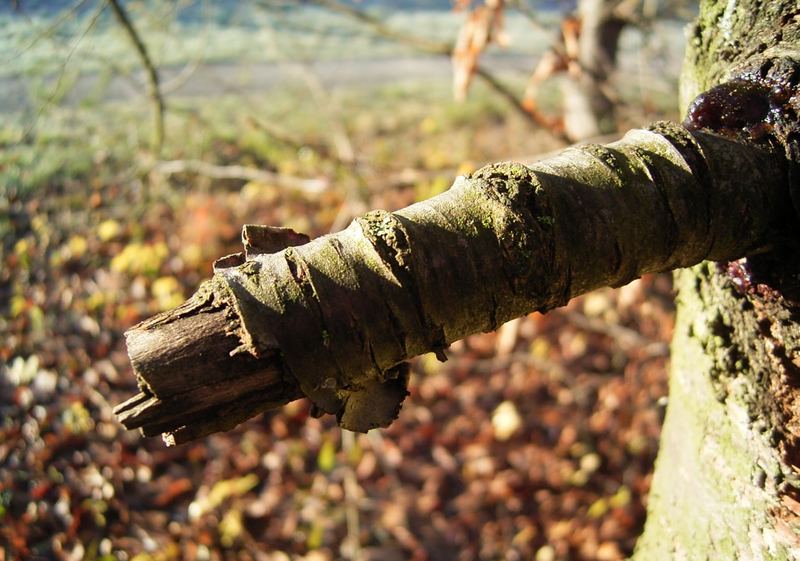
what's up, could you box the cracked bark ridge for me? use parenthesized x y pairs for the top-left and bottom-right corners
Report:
(118, 123), (792, 443)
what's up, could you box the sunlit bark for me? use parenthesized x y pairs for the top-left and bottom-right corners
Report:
(117, 122), (792, 445)
(633, 0), (800, 557)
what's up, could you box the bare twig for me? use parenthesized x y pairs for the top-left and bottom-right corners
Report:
(308, 0), (452, 56)
(507, 0), (555, 35)
(159, 58), (203, 96)
(307, 0), (547, 129)
(160, 0), (213, 95)
(23, 2), (104, 140)
(6, 0), (91, 61)
(245, 115), (336, 162)
(253, 17), (373, 231)
(475, 66), (567, 139)
(107, 0), (166, 156)
(341, 430), (363, 561)
(292, 64), (357, 165)
(291, 63), (370, 230)
(562, 310), (669, 356)
(153, 159), (329, 194)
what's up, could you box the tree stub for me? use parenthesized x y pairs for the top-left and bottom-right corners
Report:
(116, 122), (794, 445)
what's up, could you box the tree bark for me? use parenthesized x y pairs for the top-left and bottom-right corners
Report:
(632, 0), (800, 558)
(116, 122), (793, 445)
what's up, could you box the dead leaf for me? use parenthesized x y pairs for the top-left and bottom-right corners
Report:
(453, 0), (506, 101)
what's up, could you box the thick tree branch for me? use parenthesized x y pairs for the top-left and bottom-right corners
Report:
(115, 121), (794, 445)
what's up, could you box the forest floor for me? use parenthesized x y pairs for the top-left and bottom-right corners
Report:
(1, 66), (679, 561)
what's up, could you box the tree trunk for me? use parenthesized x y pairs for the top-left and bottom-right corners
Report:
(563, 0), (626, 141)
(633, 0), (800, 558)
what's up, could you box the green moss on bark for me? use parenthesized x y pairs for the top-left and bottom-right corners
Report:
(682, 0), (800, 110)
(636, 0), (800, 556)
(207, 126), (788, 433)
(634, 264), (798, 560)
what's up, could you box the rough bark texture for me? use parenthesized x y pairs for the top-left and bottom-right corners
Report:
(117, 123), (793, 444)
(632, 0), (800, 558)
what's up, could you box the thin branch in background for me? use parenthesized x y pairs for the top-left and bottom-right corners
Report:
(245, 114), (361, 174)
(248, 11), (361, 171)
(252, 9), (374, 231)
(160, 0), (213, 95)
(307, 0), (452, 56)
(255, 5), (359, 166)
(507, 0), (554, 35)
(244, 115), (313, 155)
(5, 0), (91, 61)
(23, 1), (104, 141)
(289, 62), (357, 165)
(562, 310), (669, 356)
(107, 0), (165, 156)
(153, 159), (329, 194)
(475, 65), (568, 140)
(308, 0), (548, 131)
(341, 430), (363, 561)
(289, 62), (371, 231)
(159, 59), (202, 96)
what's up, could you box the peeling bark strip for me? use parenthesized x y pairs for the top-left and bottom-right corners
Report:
(116, 122), (793, 444)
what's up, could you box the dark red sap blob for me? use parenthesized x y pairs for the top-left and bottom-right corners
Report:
(684, 80), (772, 132)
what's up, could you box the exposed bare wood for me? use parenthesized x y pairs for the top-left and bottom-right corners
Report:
(114, 285), (299, 443)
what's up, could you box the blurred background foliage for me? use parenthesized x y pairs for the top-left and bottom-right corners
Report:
(1, 1), (693, 560)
